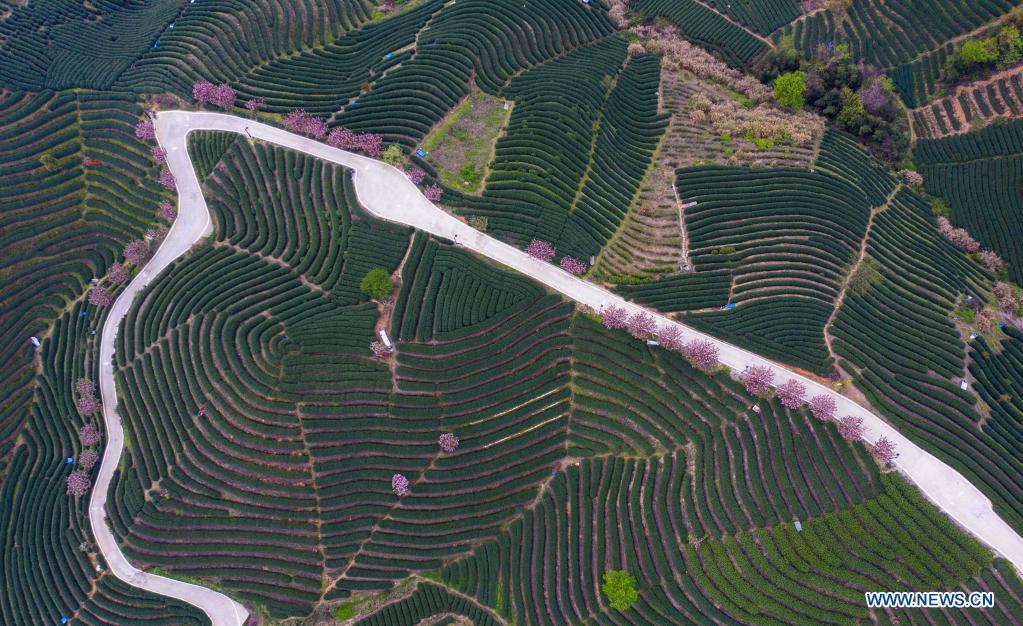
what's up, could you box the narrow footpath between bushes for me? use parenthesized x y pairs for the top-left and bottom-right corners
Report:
(90, 110), (1023, 625)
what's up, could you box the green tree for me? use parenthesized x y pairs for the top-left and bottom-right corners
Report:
(773, 71), (807, 110)
(382, 144), (403, 167)
(602, 570), (638, 611)
(360, 267), (394, 300)
(959, 38), (998, 65)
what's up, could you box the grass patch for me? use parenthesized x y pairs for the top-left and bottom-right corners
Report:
(421, 89), (511, 194)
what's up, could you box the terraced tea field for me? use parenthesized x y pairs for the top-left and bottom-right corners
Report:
(4, 0), (1023, 623)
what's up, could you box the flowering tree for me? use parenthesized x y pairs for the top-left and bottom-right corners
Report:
(151, 146), (167, 165)
(808, 394), (836, 420)
(75, 378), (96, 397)
(422, 184), (442, 202)
(76, 392), (100, 416)
(683, 338), (719, 371)
(283, 109), (327, 138)
(602, 305), (628, 330)
(159, 168), (176, 189)
(159, 200), (177, 222)
(994, 282), (1017, 313)
(525, 240), (556, 262)
(79, 423), (101, 447)
(627, 311), (656, 339)
(559, 256), (587, 275)
(741, 365), (774, 395)
(79, 449), (99, 470)
(66, 470), (91, 497)
(871, 436), (897, 464)
(88, 286), (112, 307)
(438, 433), (459, 453)
(123, 240), (150, 265)
(657, 324), (684, 352)
(391, 473), (409, 496)
(211, 84), (236, 110)
(978, 250), (1003, 273)
(898, 169), (923, 186)
(775, 379), (806, 409)
(405, 167), (426, 185)
(837, 415), (864, 440)
(327, 127), (356, 148)
(937, 216), (981, 253)
(192, 81), (216, 104)
(244, 97), (264, 113)
(976, 308), (998, 333)
(356, 132), (382, 156)
(135, 119), (155, 141)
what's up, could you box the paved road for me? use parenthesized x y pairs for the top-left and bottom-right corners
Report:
(91, 110), (1023, 624)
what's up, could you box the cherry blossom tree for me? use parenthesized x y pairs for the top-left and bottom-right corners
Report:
(683, 338), (719, 371)
(657, 324), (684, 352)
(211, 84), (236, 110)
(135, 119), (155, 141)
(898, 169), (923, 186)
(422, 184), (442, 202)
(159, 167), (176, 189)
(75, 378), (96, 397)
(936, 216), (981, 253)
(105, 261), (127, 284)
(327, 127), (356, 149)
(837, 415), (864, 440)
(405, 167), (426, 185)
(391, 473), (409, 496)
(192, 80), (216, 104)
(244, 97), (264, 113)
(76, 395), (100, 417)
(356, 132), (383, 156)
(602, 305), (628, 330)
(978, 250), (1003, 273)
(123, 240), (150, 265)
(525, 240), (556, 262)
(976, 308), (998, 333)
(159, 200), (177, 222)
(79, 423), (101, 447)
(559, 256), (587, 275)
(438, 433), (459, 453)
(808, 394), (836, 420)
(741, 365), (774, 395)
(776, 379), (806, 409)
(283, 109), (327, 138)
(871, 436), (897, 464)
(151, 146), (167, 165)
(78, 449), (99, 470)
(88, 286), (112, 307)
(66, 470), (91, 497)
(627, 311), (656, 339)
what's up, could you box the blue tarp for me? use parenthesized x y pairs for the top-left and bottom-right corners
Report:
(384, 52), (394, 60)
(722, 302), (736, 310)
(416, 148), (426, 157)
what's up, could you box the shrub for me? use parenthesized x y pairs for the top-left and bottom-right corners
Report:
(774, 71), (807, 109)
(360, 268), (394, 300)
(602, 570), (638, 611)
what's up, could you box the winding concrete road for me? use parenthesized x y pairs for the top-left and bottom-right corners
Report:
(91, 110), (1023, 625)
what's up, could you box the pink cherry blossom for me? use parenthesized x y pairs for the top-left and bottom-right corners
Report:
(559, 256), (587, 275)
(123, 239), (150, 265)
(210, 84), (236, 110)
(405, 167), (426, 185)
(776, 379), (806, 409)
(602, 305), (628, 330)
(159, 168), (176, 189)
(244, 97), (264, 112)
(88, 286), (112, 307)
(159, 200), (177, 222)
(192, 81), (216, 104)
(78, 449), (99, 470)
(808, 394), (836, 420)
(438, 433), (459, 453)
(627, 311), (656, 339)
(871, 436), (897, 463)
(741, 365), (774, 395)
(79, 423), (101, 447)
(683, 338), (719, 371)
(525, 240), (556, 262)
(657, 324), (684, 352)
(75, 378), (96, 397)
(391, 473), (409, 496)
(151, 146), (167, 164)
(837, 415), (864, 440)
(66, 470), (91, 497)
(422, 184), (442, 202)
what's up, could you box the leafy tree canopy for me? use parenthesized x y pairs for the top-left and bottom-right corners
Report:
(360, 267), (394, 300)
(602, 570), (638, 611)
(774, 71), (807, 110)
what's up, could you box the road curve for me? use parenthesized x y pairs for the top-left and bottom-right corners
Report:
(91, 110), (1023, 624)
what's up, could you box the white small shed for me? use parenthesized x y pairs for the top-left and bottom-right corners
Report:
(379, 329), (393, 349)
